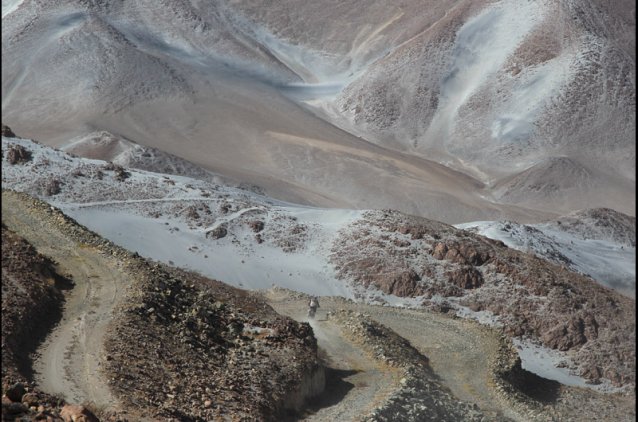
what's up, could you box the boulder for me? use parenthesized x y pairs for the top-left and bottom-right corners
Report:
(248, 220), (264, 233)
(1, 124), (16, 137)
(207, 226), (227, 239)
(373, 269), (423, 297)
(60, 404), (99, 422)
(431, 242), (448, 260)
(5, 382), (26, 402)
(446, 266), (484, 289)
(21, 392), (39, 407)
(6, 144), (32, 165)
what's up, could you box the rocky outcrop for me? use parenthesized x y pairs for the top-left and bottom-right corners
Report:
(44, 179), (62, 196)
(331, 209), (636, 388)
(431, 241), (492, 266)
(103, 258), (324, 420)
(5, 144), (32, 165)
(248, 220), (265, 232)
(446, 266), (484, 289)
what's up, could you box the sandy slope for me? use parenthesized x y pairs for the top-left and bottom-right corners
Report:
(1, 191), (125, 412)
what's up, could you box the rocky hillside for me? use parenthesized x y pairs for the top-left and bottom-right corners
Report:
(331, 210), (635, 388)
(104, 261), (324, 420)
(457, 210), (636, 297)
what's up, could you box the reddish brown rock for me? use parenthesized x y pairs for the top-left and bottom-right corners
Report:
(21, 392), (39, 407)
(541, 316), (587, 351)
(446, 266), (484, 289)
(248, 220), (264, 233)
(386, 269), (423, 297)
(431, 242), (448, 260)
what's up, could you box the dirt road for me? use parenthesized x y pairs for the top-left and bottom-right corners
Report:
(265, 289), (400, 421)
(2, 191), (126, 411)
(265, 289), (524, 421)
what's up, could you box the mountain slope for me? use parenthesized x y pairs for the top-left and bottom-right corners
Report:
(2, 0), (634, 220)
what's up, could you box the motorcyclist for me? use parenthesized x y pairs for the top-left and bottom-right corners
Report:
(308, 296), (320, 318)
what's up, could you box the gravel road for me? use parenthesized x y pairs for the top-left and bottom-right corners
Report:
(265, 289), (401, 421)
(2, 191), (126, 412)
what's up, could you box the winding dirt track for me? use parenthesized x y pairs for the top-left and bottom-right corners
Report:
(2, 192), (126, 411)
(265, 291), (525, 422)
(265, 289), (400, 421)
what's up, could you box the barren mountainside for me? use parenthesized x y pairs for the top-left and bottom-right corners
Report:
(2, 0), (634, 219)
(1, 0), (635, 420)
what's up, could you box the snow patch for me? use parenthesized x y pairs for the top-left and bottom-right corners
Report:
(2, 0), (24, 18)
(455, 220), (635, 298)
(513, 338), (626, 393)
(427, 0), (546, 142)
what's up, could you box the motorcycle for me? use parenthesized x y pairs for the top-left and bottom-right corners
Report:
(307, 306), (317, 318)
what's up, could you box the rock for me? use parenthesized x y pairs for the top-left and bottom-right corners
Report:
(207, 226), (227, 239)
(185, 206), (200, 220)
(44, 179), (62, 196)
(248, 220), (264, 233)
(541, 316), (587, 351)
(6, 144), (32, 165)
(5, 382), (26, 402)
(431, 242), (491, 266)
(446, 266), (484, 289)
(3, 401), (28, 415)
(431, 242), (448, 260)
(387, 269), (423, 297)
(60, 404), (99, 422)
(21, 392), (39, 407)
(1, 124), (17, 137)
